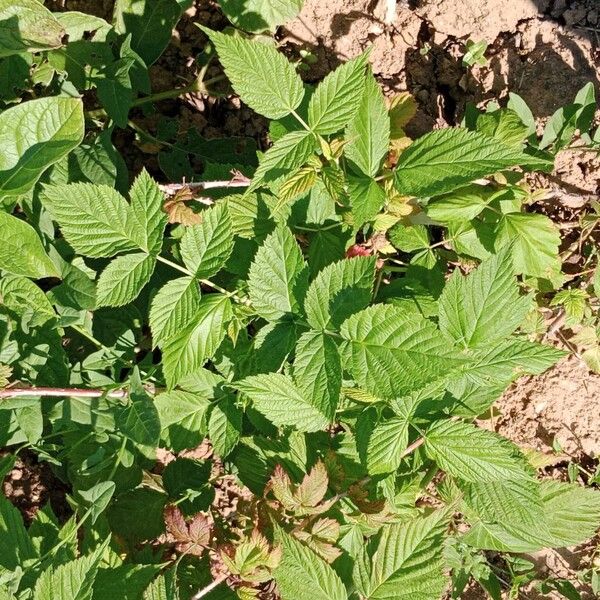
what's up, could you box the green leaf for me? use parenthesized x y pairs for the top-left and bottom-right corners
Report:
(129, 169), (168, 255)
(235, 373), (329, 432)
(426, 184), (493, 224)
(248, 129), (317, 193)
(364, 510), (448, 600)
(162, 294), (232, 388)
(96, 253), (156, 307)
(340, 304), (464, 399)
(0, 0), (65, 57)
(143, 573), (179, 600)
(33, 542), (107, 600)
(394, 128), (549, 198)
(424, 420), (532, 483)
(308, 52), (369, 134)
(201, 27), (304, 119)
(248, 226), (308, 321)
(117, 389), (161, 460)
(217, 0), (304, 32)
(494, 212), (561, 279)
(364, 416), (410, 476)
(274, 527), (347, 600)
(438, 248), (531, 348)
(181, 203), (234, 278)
(0, 97), (84, 197)
(293, 330), (341, 421)
(42, 183), (140, 258)
(96, 57), (133, 128)
(150, 277), (201, 348)
(304, 256), (376, 330)
(345, 71), (390, 177)
(113, 0), (184, 65)
(208, 396), (242, 458)
(348, 176), (386, 227)
(94, 565), (161, 600)
(0, 495), (36, 570)
(75, 481), (116, 524)
(0, 212), (59, 279)
(155, 390), (210, 452)
(539, 481), (600, 548)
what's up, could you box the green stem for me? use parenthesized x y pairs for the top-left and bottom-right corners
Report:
(157, 255), (193, 277)
(70, 324), (104, 350)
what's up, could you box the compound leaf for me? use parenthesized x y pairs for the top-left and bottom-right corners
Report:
(235, 373), (329, 432)
(201, 27), (304, 119)
(180, 203), (234, 278)
(308, 52), (369, 134)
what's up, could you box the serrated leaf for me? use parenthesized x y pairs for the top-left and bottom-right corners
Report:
(143, 573), (179, 600)
(75, 481), (116, 524)
(201, 27), (304, 119)
(96, 253), (156, 307)
(304, 256), (376, 330)
(217, 0), (304, 32)
(277, 166), (318, 206)
(235, 373), (329, 432)
(426, 184), (493, 224)
(129, 170), (167, 255)
(394, 128), (550, 198)
(340, 304), (464, 399)
(293, 331), (341, 421)
(0, 212), (59, 279)
(365, 511), (449, 600)
(274, 527), (346, 600)
(494, 212), (561, 279)
(150, 277), (201, 348)
(0, 97), (84, 196)
(181, 203), (234, 278)
(155, 391), (211, 452)
(424, 420), (532, 483)
(365, 416), (410, 476)
(33, 542), (107, 600)
(0, 495), (36, 570)
(345, 71), (390, 177)
(308, 52), (369, 134)
(248, 130), (317, 193)
(248, 226), (308, 321)
(0, 0), (65, 57)
(208, 396), (242, 458)
(117, 389), (161, 460)
(42, 183), (140, 258)
(438, 247), (531, 348)
(348, 176), (386, 227)
(162, 294), (232, 388)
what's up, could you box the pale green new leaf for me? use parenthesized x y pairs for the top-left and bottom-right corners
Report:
(234, 373), (329, 432)
(365, 511), (448, 600)
(340, 304), (464, 399)
(248, 226), (308, 321)
(366, 416), (410, 476)
(155, 391), (211, 452)
(345, 72), (390, 177)
(201, 27), (304, 119)
(425, 420), (532, 483)
(42, 183), (139, 258)
(0, 0), (65, 57)
(96, 253), (156, 307)
(247, 129), (317, 193)
(274, 527), (347, 600)
(149, 277), (201, 348)
(293, 331), (341, 421)
(494, 212), (561, 279)
(304, 256), (376, 330)
(181, 203), (234, 278)
(438, 247), (531, 348)
(0, 97), (84, 196)
(129, 170), (167, 255)
(0, 212), (59, 279)
(162, 294), (232, 388)
(217, 0), (304, 32)
(394, 128), (550, 198)
(308, 52), (369, 134)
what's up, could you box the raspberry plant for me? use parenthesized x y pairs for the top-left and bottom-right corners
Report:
(1, 1), (600, 599)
